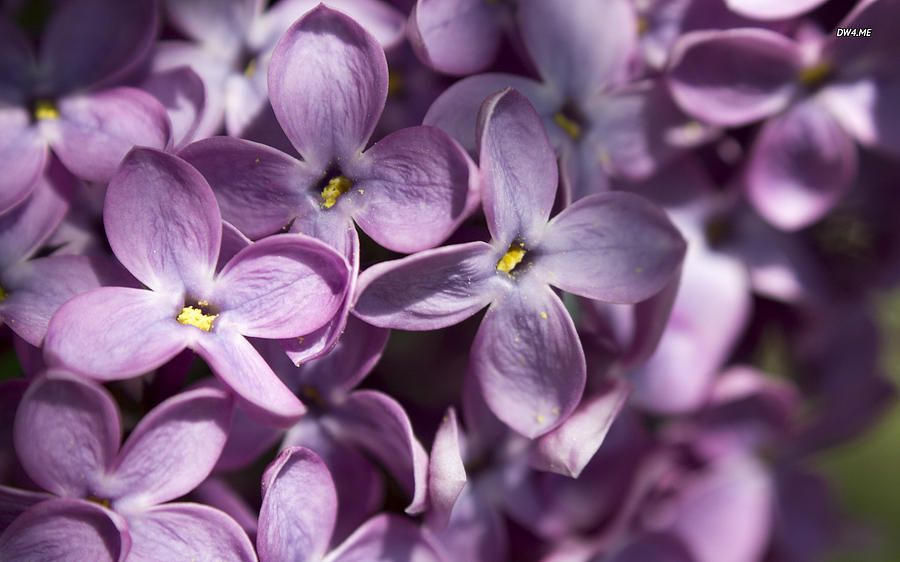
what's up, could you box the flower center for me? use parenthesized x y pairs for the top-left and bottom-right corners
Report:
(320, 175), (353, 209)
(243, 58), (257, 78)
(553, 112), (581, 140)
(87, 495), (111, 508)
(798, 61), (832, 88)
(176, 300), (217, 332)
(0, 285), (7, 302)
(33, 99), (59, 120)
(497, 242), (526, 276)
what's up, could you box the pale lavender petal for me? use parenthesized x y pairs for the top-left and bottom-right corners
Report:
(332, 390), (429, 514)
(349, 125), (478, 253)
(46, 88), (171, 184)
(194, 327), (306, 427)
(224, 70), (270, 138)
(0, 486), (52, 534)
(40, 0), (157, 91)
(745, 100), (857, 231)
(471, 282), (585, 438)
(478, 88), (557, 246)
(726, 0), (827, 20)
(268, 5), (387, 168)
(426, 408), (466, 531)
(529, 379), (629, 478)
(0, 498), (130, 562)
(218, 222), (253, 270)
(537, 192), (686, 303)
(191, 478), (259, 539)
(0, 171), (68, 268)
(14, 373), (119, 498)
(141, 67), (206, 150)
(265, 0), (406, 48)
(180, 137), (320, 239)
(620, 270), (681, 369)
(325, 514), (446, 562)
(258, 447), (337, 562)
(408, 0), (502, 75)
(43, 287), (189, 380)
(126, 503), (256, 562)
(216, 402), (282, 472)
(667, 29), (801, 126)
(104, 148), (220, 293)
(433, 484), (506, 562)
(518, 0), (636, 97)
(353, 242), (500, 330)
(164, 0), (260, 51)
(102, 387), (233, 509)
(0, 111), (46, 215)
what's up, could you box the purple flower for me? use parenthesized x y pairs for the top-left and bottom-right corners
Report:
(180, 5), (478, 363)
(44, 148), (351, 426)
(354, 88), (686, 437)
(1, 372), (256, 561)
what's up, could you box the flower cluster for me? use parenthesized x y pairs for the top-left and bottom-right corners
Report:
(0, 0), (897, 560)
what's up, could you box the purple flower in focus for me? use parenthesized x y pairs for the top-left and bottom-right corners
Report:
(44, 148), (351, 426)
(354, 88), (686, 437)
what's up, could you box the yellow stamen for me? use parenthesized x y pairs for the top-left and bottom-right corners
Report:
(321, 176), (353, 209)
(553, 112), (581, 139)
(0, 286), (6, 302)
(301, 385), (325, 407)
(87, 496), (111, 508)
(497, 244), (526, 275)
(177, 306), (217, 332)
(798, 61), (832, 87)
(244, 59), (257, 78)
(636, 15), (649, 35)
(387, 71), (404, 97)
(33, 99), (59, 120)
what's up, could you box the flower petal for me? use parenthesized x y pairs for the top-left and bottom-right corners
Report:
(667, 28), (801, 126)
(478, 88), (558, 246)
(0, 486), (53, 535)
(104, 148), (220, 293)
(258, 447), (337, 562)
(470, 282), (585, 438)
(0, 498), (130, 562)
(163, 0), (259, 52)
(268, 5), (387, 167)
(325, 514), (446, 562)
(265, 0), (406, 48)
(745, 100), (857, 231)
(0, 112), (46, 215)
(725, 0), (827, 20)
(353, 241), (499, 330)
(537, 192), (686, 303)
(608, 533), (693, 562)
(433, 484), (506, 562)
(102, 387), (233, 509)
(14, 373), (120, 498)
(349, 126), (478, 253)
(125, 503), (256, 562)
(426, 408), (466, 531)
(408, 0), (502, 75)
(194, 328), (306, 427)
(0, 170), (68, 269)
(141, 67), (207, 151)
(43, 287), (189, 380)
(215, 234), (350, 339)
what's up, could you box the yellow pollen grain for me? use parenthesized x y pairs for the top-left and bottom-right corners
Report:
(87, 496), (111, 508)
(536, 415), (545, 423)
(497, 245), (526, 275)
(244, 59), (257, 78)
(636, 15), (649, 35)
(0, 286), (6, 302)
(798, 61), (832, 86)
(635, 267), (644, 274)
(321, 175), (353, 209)
(33, 99), (59, 120)
(254, 157), (260, 164)
(177, 306), (217, 332)
(553, 112), (581, 139)
(540, 312), (548, 319)
(387, 71), (404, 97)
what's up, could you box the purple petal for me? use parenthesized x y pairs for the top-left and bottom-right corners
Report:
(0, 113), (46, 215)
(268, 5), (387, 168)
(14, 373), (119, 498)
(216, 400), (282, 472)
(608, 533), (693, 562)
(164, 0), (259, 51)
(102, 387), (233, 509)
(326, 514), (446, 562)
(266, 0), (406, 48)
(349, 125), (477, 253)
(214, 234), (350, 338)
(0, 486), (52, 535)
(471, 282), (585, 438)
(191, 478), (259, 539)
(0, 171), (68, 268)
(538, 192), (686, 304)
(258, 447), (337, 562)
(141, 67), (207, 150)
(44, 287), (189, 380)
(0, 498), (130, 562)
(529, 379), (629, 478)
(745, 100), (857, 231)
(353, 241), (500, 330)
(224, 70), (270, 138)
(332, 390), (429, 514)
(725, 0), (827, 20)
(46, 88), (171, 184)
(426, 408), (466, 530)
(179, 136), (320, 239)
(40, 0), (157, 91)
(433, 484), (506, 562)
(194, 328), (306, 427)
(518, 0), (636, 97)
(125, 503), (256, 562)
(478, 88), (557, 246)
(104, 148), (220, 293)
(408, 0), (501, 75)
(667, 29), (801, 126)
(770, 466), (836, 562)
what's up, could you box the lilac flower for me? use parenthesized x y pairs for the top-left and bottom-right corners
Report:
(44, 148), (351, 426)
(0, 372), (256, 561)
(667, 0), (900, 229)
(0, 0), (170, 213)
(355, 88), (685, 437)
(725, 0), (829, 20)
(155, 0), (405, 140)
(257, 446), (446, 562)
(180, 5), (478, 363)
